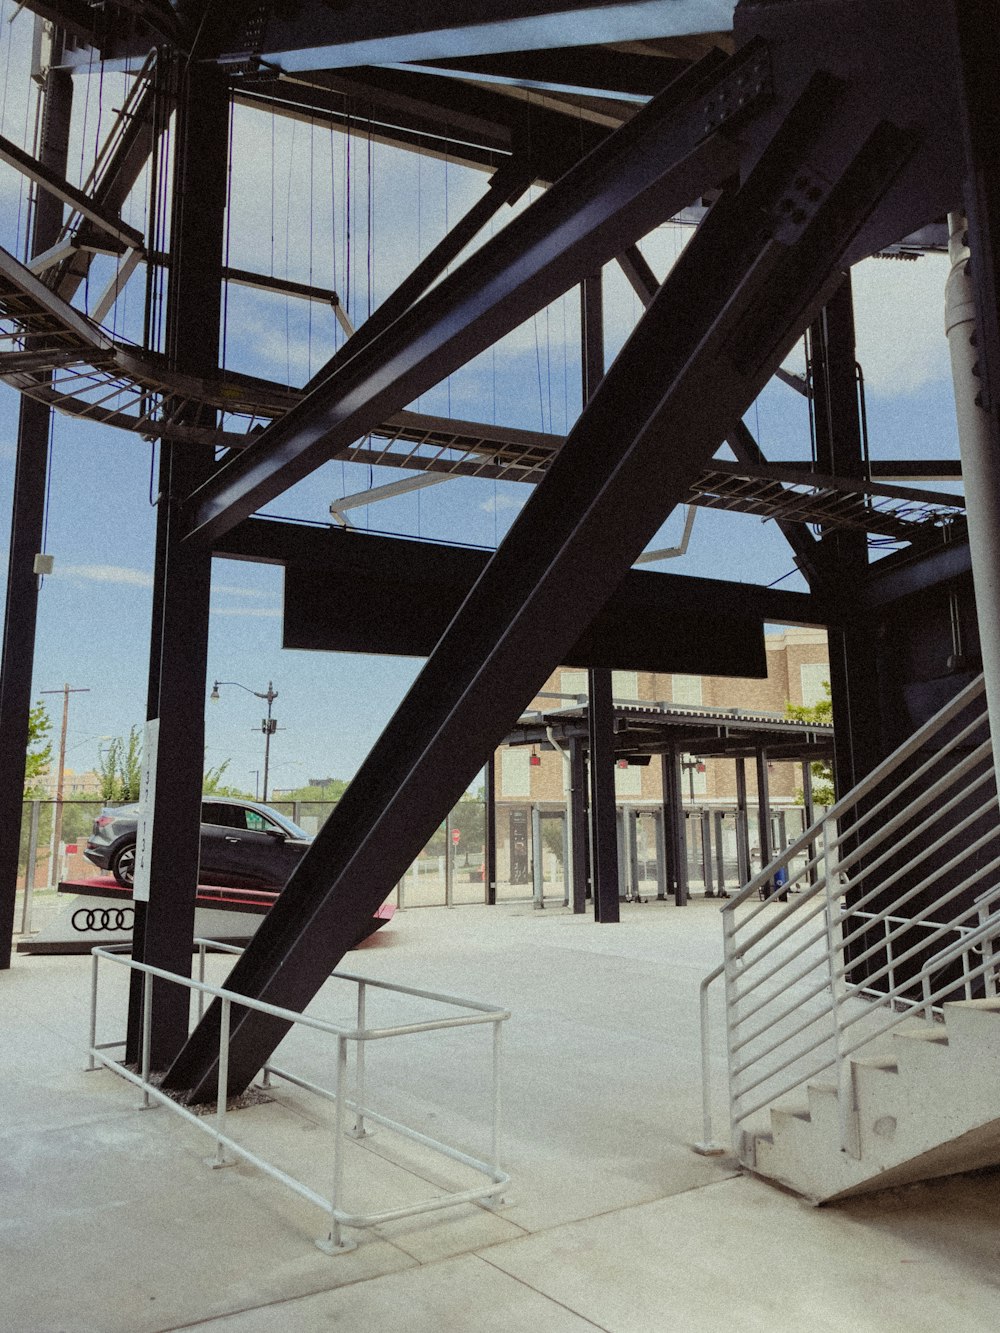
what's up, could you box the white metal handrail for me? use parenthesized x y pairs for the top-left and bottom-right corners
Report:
(696, 673), (1000, 1159)
(89, 940), (510, 1253)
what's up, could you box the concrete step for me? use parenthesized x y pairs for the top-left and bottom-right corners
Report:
(940, 997), (1000, 1047)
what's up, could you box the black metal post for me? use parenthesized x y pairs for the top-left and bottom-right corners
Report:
(569, 736), (588, 914)
(756, 747), (779, 899)
(588, 669), (620, 923)
(0, 60), (72, 967)
(127, 59), (228, 1067)
(485, 753), (497, 905)
(735, 756), (751, 886)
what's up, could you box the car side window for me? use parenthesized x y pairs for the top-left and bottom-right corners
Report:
(245, 810), (282, 834)
(203, 802), (248, 830)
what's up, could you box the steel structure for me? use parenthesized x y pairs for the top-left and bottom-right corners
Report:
(0, 0), (995, 1105)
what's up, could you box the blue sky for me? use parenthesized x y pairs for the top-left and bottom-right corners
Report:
(0, 15), (962, 794)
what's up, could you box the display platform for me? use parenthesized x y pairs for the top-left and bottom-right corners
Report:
(17, 877), (395, 954)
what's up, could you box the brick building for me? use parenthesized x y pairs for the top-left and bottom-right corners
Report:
(496, 627), (830, 812)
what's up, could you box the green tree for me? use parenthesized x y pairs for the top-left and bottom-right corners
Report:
(277, 779), (349, 802)
(98, 726), (143, 802)
(202, 761), (255, 799)
(24, 701), (52, 795)
(786, 682), (835, 806)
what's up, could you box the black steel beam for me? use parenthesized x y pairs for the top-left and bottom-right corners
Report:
(180, 45), (761, 546)
(164, 74), (917, 1102)
(860, 535), (971, 609)
(126, 60), (228, 1068)
(0, 67), (72, 968)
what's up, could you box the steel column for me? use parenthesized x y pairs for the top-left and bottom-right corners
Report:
(588, 669), (620, 922)
(810, 276), (883, 793)
(0, 62), (72, 967)
(569, 737), (588, 913)
(127, 60), (228, 1067)
(735, 757), (751, 885)
(485, 754), (496, 905)
(946, 2), (1000, 800)
(165, 86), (916, 1101)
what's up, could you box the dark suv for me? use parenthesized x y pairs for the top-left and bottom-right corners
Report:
(85, 798), (313, 889)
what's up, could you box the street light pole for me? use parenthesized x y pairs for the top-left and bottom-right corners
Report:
(209, 679), (279, 801)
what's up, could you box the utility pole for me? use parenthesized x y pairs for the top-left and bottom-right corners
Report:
(40, 683), (89, 882)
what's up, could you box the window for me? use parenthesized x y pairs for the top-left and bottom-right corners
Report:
(560, 669), (587, 699)
(612, 670), (638, 701)
(800, 663), (829, 708)
(246, 809), (279, 834)
(672, 674), (703, 705)
(501, 748), (531, 797)
(202, 802), (246, 830)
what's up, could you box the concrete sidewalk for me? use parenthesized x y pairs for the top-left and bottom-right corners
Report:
(3, 899), (999, 1332)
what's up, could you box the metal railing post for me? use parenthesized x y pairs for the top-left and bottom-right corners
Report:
(88, 950), (100, 1071)
(983, 904), (998, 998)
(212, 998), (232, 1166)
(141, 972), (152, 1109)
(20, 799), (41, 935)
(821, 817), (859, 1157)
(491, 1019), (504, 1186)
(351, 982), (368, 1138)
(323, 1035), (350, 1252)
(721, 909), (743, 1157)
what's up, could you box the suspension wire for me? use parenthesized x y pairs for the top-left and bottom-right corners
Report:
(269, 104), (275, 280)
(0, 0), (12, 136)
(366, 105), (373, 320)
(345, 104), (351, 320)
(444, 133), (451, 419)
(307, 113), (315, 380)
(283, 115), (295, 385)
(41, 408), (54, 557)
(220, 91), (235, 374)
(562, 289), (569, 433)
(17, 66), (38, 260)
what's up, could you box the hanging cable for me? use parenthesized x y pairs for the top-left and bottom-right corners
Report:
(220, 92), (235, 374)
(307, 114), (315, 380)
(284, 116), (296, 385)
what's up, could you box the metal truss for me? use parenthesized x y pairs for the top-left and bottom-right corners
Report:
(163, 63), (919, 1102)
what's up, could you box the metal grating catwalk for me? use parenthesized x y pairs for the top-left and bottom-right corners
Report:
(0, 238), (962, 543)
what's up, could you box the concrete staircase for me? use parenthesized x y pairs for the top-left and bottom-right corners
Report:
(747, 998), (1000, 1203)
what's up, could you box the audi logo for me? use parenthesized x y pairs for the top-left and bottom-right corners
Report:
(71, 906), (134, 933)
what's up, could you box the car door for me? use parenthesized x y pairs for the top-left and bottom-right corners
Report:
(199, 802), (251, 886)
(240, 807), (301, 887)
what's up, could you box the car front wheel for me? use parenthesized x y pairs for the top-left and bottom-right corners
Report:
(111, 842), (136, 888)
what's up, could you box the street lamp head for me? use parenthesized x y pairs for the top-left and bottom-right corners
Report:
(209, 682), (221, 702)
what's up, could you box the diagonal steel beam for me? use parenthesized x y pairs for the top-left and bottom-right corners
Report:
(163, 73), (917, 1103)
(179, 43), (766, 546)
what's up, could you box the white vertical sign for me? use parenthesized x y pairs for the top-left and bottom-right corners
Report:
(132, 718), (159, 903)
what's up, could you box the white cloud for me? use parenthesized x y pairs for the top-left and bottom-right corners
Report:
(852, 253), (951, 396)
(480, 493), (527, 514)
(210, 606), (282, 618)
(52, 564), (153, 587)
(212, 583), (272, 600)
